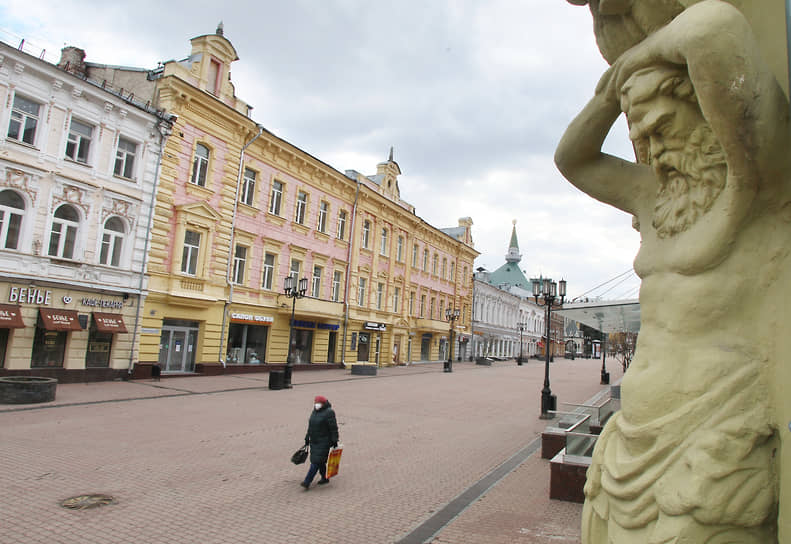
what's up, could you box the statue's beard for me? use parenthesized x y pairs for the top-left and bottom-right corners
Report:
(650, 125), (727, 238)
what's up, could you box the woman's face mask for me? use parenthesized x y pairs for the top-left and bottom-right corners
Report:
(314, 403), (323, 410)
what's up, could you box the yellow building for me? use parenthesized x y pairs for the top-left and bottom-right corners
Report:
(90, 26), (476, 376)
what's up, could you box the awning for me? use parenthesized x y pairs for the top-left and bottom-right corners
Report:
(556, 299), (641, 334)
(0, 304), (25, 328)
(93, 312), (128, 333)
(38, 308), (82, 331)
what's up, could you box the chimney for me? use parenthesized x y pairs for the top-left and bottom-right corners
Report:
(58, 46), (87, 78)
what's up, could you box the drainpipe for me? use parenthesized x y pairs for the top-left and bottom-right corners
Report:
(128, 115), (175, 375)
(218, 124), (264, 365)
(341, 177), (361, 365)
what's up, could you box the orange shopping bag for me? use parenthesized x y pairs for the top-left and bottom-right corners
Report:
(326, 445), (343, 478)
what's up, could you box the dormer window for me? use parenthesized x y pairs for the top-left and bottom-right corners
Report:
(208, 59), (221, 95)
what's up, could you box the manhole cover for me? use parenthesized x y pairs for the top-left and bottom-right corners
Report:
(60, 494), (115, 510)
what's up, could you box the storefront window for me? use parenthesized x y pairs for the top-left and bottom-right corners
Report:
(85, 325), (112, 368)
(289, 329), (313, 364)
(31, 327), (67, 367)
(0, 329), (8, 367)
(227, 323), (268, 364)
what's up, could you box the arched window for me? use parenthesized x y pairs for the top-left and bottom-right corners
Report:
(190, 143), (210, 186)
(100, 217), (125, 267)
(0, 189), (25, 250)
(48, 204), (79, 259)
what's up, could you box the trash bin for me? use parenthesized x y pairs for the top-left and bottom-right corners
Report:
(269, 370), (285, 390)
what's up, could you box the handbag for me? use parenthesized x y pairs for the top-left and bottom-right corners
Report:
(291, 445), (308, 465)
(326, 444), (343, 478)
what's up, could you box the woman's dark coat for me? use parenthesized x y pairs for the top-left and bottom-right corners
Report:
(305, 401), (339, 464)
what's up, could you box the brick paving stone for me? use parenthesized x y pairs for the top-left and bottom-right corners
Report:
(0, 358), (623, 543)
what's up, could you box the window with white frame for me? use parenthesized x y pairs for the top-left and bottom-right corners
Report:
(7, 94), (41, 146)
(289, 259), (301, 284)
(190, 144), (209, 186)
(181, 230), (201, 275)
(65, 119), (93, 164)
(269, 181), (283, 215)
(312, 265), (322, 298)
(114, 138), (137, 179)
(377, 282), (384, 310)
(380, 228), (388, 255)
(440, 299), (445, 319)
(441, 258), (447, 279)
(0, 190), (25, 250)
(317, 201), (328, 233)
(262, 252), (275, 289)
(450, 261), (455, 282)
(337, 210), (347, 240)
(362, 220), (370, 249)
(412, 244), (418, 267)
(393, 287), (400, 314)
(423, 249), (429, 272)
(99, 217), (125, 267)
(48, 204), (79, 259)
(432, 253), (438, 275)
(358, 277), (367, 306)
(295, 191), (307, 224)
(332, 270), (342, 302)
(396, 236), (403, 262)
(232, 245), (247, 284)
(420, 294), (426, 317)
(241, 168), (256, 206)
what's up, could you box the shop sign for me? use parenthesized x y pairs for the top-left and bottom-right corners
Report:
(231, 313), (274, 324)
(317, 323), (340, 331)
(292, 320), (316, 328)
(81, 297), (123, 309)
(9, 286), (52, 305)
(364, 321), (386, 331)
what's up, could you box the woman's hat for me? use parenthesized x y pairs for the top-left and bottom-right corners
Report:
(314, 395), (328, 404)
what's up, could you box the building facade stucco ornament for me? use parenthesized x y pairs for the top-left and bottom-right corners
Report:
(555, 1), (789, 542)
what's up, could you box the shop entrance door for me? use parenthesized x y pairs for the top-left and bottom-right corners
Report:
(327, 331), (337, 364)
(159, 321), (199, 372)
(357, 332), (370, 362)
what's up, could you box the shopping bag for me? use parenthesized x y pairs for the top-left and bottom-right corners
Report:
(326, 445), (343, 478)
(291, 445), (308, 465)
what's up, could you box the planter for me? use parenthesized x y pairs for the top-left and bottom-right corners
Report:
(351, 364), (377, 376)
(0, 376), (58, 404)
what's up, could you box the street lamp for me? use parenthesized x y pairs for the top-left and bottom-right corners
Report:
(533, 277), (566, 419)
(517, 322), (526, 365)
(445, 308), (460, 373)
(283, 275), (308, 388)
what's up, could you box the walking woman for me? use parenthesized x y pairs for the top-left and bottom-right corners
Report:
(301, 395), (339, 489)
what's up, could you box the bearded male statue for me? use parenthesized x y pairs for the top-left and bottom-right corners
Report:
(555, 1), (790, 542)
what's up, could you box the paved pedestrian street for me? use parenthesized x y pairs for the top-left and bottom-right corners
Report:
(0, 358), (623, 543)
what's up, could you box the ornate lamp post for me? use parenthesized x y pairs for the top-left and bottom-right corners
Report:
(533, 277), (566, 419)
(283, 275), (308, 388)
(517, 322), (526, 365)
(445, 308), (460, 373)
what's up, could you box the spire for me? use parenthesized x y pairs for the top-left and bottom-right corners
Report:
(216, 21), (224, 36)
(388, 146), (394, 162)
(505, 219), (522, 264)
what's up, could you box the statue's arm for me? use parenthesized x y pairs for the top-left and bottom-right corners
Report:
(555, 79), (647, 215)
(613, 0), (789, 187)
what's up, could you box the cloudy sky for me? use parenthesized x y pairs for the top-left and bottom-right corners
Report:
(2, 0), (642, 301)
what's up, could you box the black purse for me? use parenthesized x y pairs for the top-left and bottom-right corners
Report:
(291, 445), (308, 465)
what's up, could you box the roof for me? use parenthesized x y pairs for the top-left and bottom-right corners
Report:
(556, 300), (641, 333)
(487, 262), (531, 290)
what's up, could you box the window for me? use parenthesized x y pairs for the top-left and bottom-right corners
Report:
(114, 138), (137, 179)
(337, 210), (347, 240)
(99, 217), (125, 267)
(358, 277), (367, 306)
(262, 253), (275, 289)
(317, 201), (328, 233)
(463, 266), (468, 284)
(362, 220), (370, 249)
(433, 253), (438, 275)
(295, 191), (307, 224)
(232, 245), (247, 285)
(409, 291), (415, 316)
(48, 204), (79, 259)
(208, 59), (221, 95)
(0, 190), (25, 250)
(269, 181), (283, 215)
(393, 287), (401, 314)
(65, 119), (92, 163)
(7, 94), (40, 145)
(450, 261), (455, 282)
(420, 294), (426, 318)
(241, 168), (256, 206)
(312, 265), (322, 298)
(376, 283), (384, 310)
(441, 258), (447, 280)
(440, 299), (445, 320)
(412, 244), (418, 267)
(430, 298), (435, 319)
(332, 271), (342, 302)
(190, 143), (209, 186)
(380, 228), (388, 255)
(289, 259), (301, 284)
(423, 249), (429, 272)
(181, 230), (201, 275)
(396, 236), (404, 262)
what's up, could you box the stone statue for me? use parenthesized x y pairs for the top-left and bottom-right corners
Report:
(555, 1), (790, 542)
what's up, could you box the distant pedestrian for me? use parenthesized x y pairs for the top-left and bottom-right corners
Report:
(301, 395), (339, 490)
